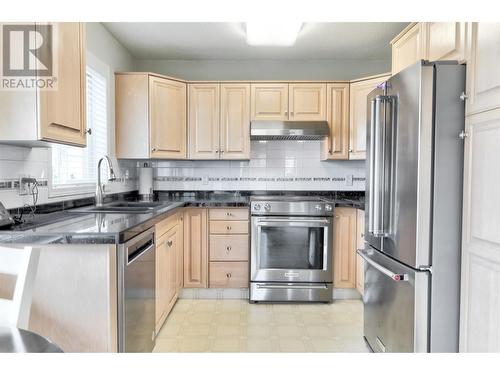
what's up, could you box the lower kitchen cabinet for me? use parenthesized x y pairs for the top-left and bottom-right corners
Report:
(155, 212), (182, 333)
(209, 261), (248, 288)
(333, 207), (357, 289)
(183, 208), (208, 288)
(355, 209), (365, 296)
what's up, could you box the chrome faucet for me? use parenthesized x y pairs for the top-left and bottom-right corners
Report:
(96, 156), (117, 207)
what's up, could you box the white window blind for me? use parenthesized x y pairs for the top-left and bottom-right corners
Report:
(51, 65), (108, 189)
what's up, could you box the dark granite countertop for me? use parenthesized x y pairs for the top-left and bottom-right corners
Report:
(0, 191), (364, 245)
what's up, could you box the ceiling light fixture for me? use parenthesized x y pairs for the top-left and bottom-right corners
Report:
(246, 22), (303, 46)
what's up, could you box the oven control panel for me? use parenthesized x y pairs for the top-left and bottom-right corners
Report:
(251, 200), (334, 217)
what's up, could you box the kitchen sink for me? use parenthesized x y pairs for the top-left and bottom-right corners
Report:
(72, 201), (170, 213)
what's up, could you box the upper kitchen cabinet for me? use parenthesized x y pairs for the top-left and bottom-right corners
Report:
(349, 74), (390, 160)
(251, 83), (326, 121)
(288, 83), (327, 121)
(465, 22), (500, 116)
(391, 23), (425, 75)
(322, 83), (350, 160)
(115, 72), (187, 159)
(188, 83), (250, 160)
(188, 83), (220, 159)
(425, 22), (466, 62)
(220, 84), (251, 159)
(0, 22), (87, 147)
(251, 83), (288, 120)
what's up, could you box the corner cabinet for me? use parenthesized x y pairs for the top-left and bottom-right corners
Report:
(0, 22), (87, 147)
(188, 83), (250, 160)
(322, 83), (350, 160)
(251, 83), (326, 121)
(115, 73), (187, 159)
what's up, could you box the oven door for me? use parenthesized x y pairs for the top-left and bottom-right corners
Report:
(251, 216), (332, 283)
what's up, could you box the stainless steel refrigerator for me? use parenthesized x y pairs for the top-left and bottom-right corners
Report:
(358, 60), (465, 353)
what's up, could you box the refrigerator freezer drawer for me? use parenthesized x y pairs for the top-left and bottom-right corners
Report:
(360, 247), (429, 352)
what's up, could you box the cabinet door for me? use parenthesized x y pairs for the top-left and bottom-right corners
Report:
(250, 83), (288, 121)
(425, 22), (466, 62)
(188, 84), (220, 159)
(220, 84), (250, 159)
(349, 75), (390, 160)
(176, 214), (184, 292)
(465, 23), (500, 115)
(355, 209), (365, 295)
(289, 83), (327, 121)
(391, 23), (425, 75)
(183, 208), (208, 288)
(333, 207), (357, 289)
(38, 22), (86, 146)
(460, 109), (500, 352)
(155, 227), (177, 331)
(324, 83), (349, 160)
(149, 76), (187, 159)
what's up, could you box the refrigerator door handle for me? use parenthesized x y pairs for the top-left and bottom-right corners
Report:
(358, 249), (409, 282)
(369, 95), (391, 237)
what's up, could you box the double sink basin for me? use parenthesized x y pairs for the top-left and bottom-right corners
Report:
(73, 201), (170, 214)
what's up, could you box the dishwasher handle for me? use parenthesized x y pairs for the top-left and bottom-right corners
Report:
(127, 236), (154, 265)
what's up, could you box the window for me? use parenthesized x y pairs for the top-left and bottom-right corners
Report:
(51, 56), (109, 194)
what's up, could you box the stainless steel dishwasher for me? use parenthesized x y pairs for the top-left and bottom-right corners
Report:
(117, 227), (155, 352)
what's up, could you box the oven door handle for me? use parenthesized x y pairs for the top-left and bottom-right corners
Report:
(255, 283), (329, 290)
(256, 218), (330, 225)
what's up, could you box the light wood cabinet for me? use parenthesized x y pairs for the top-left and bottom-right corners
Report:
(355, 209), (365, 296)
(465, 22), (500, 116)
(0, 22), (87, 147)
(188, 84), (220, 159)
(322, 83), (350, 160)
(288, 83), (327, 121)
(425, 22), (466, 62)
(188, 83), (250, 160)
(251, 83), (326, 121)
(220, 84), (251, 159)
(460, 108), (500, 352)
(333, 207), (357, 289)
(150, 76), (187, 158)
(209, 262), (249, 288)
(209, 235), (249, 262)
(391, 23), (426, 75)
(176, 212), (184, 292)
(349, 75), (390, 160)
(183, 208), (208, 288)
(251, 83), (289, 120)
(115, 73), (187, 159)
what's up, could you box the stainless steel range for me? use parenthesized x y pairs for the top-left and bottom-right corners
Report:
(250, 196), (334, 302)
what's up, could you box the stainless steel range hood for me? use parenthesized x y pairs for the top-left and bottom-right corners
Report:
(250, 121), (329, 141)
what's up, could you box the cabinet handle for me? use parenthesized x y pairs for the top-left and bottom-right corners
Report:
(226, 212), (232, 216)
(166, 240), (173, 247)
(226, 245), (232, 251)
(215, 149), (219, 153)
(152, 148), (157, 153)
(226, 226), (232, 230)
(349, 148), (353, 153)
(226, 273), (232, 278)
(85, 128), (92, 135)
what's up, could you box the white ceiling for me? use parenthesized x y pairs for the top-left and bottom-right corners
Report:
(103, 22), (408, 60)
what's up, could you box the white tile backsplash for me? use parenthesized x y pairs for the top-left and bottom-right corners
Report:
(0, 144), (138, 209)
(151, 141), (365, 192)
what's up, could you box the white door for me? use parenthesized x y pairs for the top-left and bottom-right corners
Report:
(460, 108), (500, 352)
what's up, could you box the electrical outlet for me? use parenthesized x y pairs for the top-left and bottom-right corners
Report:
(346, 174), (353, 186)
(19, 175), (36, 196)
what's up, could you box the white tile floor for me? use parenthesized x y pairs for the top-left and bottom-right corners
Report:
(153, 299), (370, 353)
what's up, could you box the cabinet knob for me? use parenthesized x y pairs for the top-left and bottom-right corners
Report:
(226, 245), (232, 251)
(220, 150), (224, 153)
(215, 149), (219, 153)
(349, 148), (353, 153)
(226, 273), (232, 278)
(459, 130), (469, 140)
(226, 226), (232, 230)
(152, 148), (156, 152)
(85, 128), (92, 135)
(226, 212), (232, 216)
(166, 240), (173, 247)
(284, 111), (288, 116)
(459, 92), (468, 101)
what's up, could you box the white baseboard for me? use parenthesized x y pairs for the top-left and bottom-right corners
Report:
(179, 288), (361, 301)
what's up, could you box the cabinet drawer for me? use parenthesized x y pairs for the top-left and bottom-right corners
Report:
(209, 262), (248, 288)
(209, 235), (249, 261)
(210, 220), (248, 234)
(209, 208), (249, 221)
(155, 211), (179, 240)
